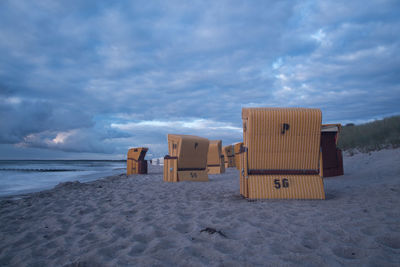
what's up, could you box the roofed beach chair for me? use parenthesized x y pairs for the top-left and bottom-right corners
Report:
(127, 147), (148, 175)
(321, 124), (344, 177)
(233, 142), (243, 170)
(239, 108), (325, 199)
(207, 140), (225, 174)
(223, 145), (235, 168)
(163, 134), (210, 182)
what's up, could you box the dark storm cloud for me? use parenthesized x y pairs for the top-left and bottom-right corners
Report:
(0, 98), (93, 143)
(0, 0), (399, 158)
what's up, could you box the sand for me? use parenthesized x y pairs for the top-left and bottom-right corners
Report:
(0, 149), (399, 266)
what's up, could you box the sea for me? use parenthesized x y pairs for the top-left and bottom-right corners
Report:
(0, 160), (126, 197)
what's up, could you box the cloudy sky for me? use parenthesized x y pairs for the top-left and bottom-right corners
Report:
(0, 0), (399, 159)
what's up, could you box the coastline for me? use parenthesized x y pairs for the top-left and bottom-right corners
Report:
(0, 160), (126, 198)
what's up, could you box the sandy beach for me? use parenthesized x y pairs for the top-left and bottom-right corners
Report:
(0, 149), (399, 266)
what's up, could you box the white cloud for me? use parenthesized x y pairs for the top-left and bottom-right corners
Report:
(337, 45), (388, 62)
(50, 130), (75, 145)
(275, 73), (288, 81)
(272, 57), (283, 69)
(310, 28), (331, 47)
(111, 118), (242, 133)
(1, 97), (22, 104)
(311, 29), (326, 42)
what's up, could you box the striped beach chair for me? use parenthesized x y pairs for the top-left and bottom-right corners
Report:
(163, 134), (209, 182)
(321, 124), (344, 177)
(127, 147), (148, 175)
(233, 142), (243, 170)
(207, 140), (225, 174)
(223, 145), (235, 168)
(239, 108), (325, 199)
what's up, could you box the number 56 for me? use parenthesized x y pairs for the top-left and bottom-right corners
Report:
(274, 178), (289, 189)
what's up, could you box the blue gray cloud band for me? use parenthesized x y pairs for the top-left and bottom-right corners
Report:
(0, 0), (399, 158)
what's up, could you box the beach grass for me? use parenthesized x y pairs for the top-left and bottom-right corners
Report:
(338, 115), (400, 152)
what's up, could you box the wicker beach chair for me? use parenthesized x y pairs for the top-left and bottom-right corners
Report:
(207, 140), (225, 174)
(127, 147), (148, 175)
(239, 108), (325, 199)
(233, 142), (243, 170)
(321, 124), (344, 177)
(223, 145), (235, 168)
(163, 134), (209, 182)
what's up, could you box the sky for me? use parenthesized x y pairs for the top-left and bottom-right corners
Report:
(0, 0), (399, 159)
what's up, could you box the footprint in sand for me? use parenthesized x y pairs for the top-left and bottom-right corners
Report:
(97, 244), (125, 261)
(215, 210), (231, 218)
(376, 235), (400, 249)
(213, 241), (235, 254)
(98, 220), (114, 229)
(360, 226), (378, 236)
(301, 237), (319, 250)
(80, 232), (97, 244)
(128, 243), (147, 256)
(48, 249), (65, 260)
(12, 231), (37, 248)
(112, 226), (131, 239)
(147, 238), (176, 253)
(131, 233), (150, 243)
(173, 223), (193, 234)
(331, 246), (365, 260)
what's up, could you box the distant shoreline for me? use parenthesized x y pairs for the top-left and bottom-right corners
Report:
(0, 159), (126, 162)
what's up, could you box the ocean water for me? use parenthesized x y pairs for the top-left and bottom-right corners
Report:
(0, 160), (126, 197)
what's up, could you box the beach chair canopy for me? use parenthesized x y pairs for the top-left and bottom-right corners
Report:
(127, 147), (148, 161)
(242, 107), (321, 172)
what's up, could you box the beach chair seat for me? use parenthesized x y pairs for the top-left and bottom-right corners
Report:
(127, 147), (148, 175)
(163, 134), (209, 182)
(239, 108), (325, 199)
(207, 140), (225, 174)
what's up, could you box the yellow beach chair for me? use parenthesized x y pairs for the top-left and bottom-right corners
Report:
(127, 147), (148, 175)
(321, 124), (344, 177)
(163, 134), (209, 182)
(239, 108), (325, 199)
(233, 142), (243, 170)
(207, 140), (225, 174)
(223, 145), (235, 168)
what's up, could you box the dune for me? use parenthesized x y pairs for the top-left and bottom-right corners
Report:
(0, 149), (399, 266)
